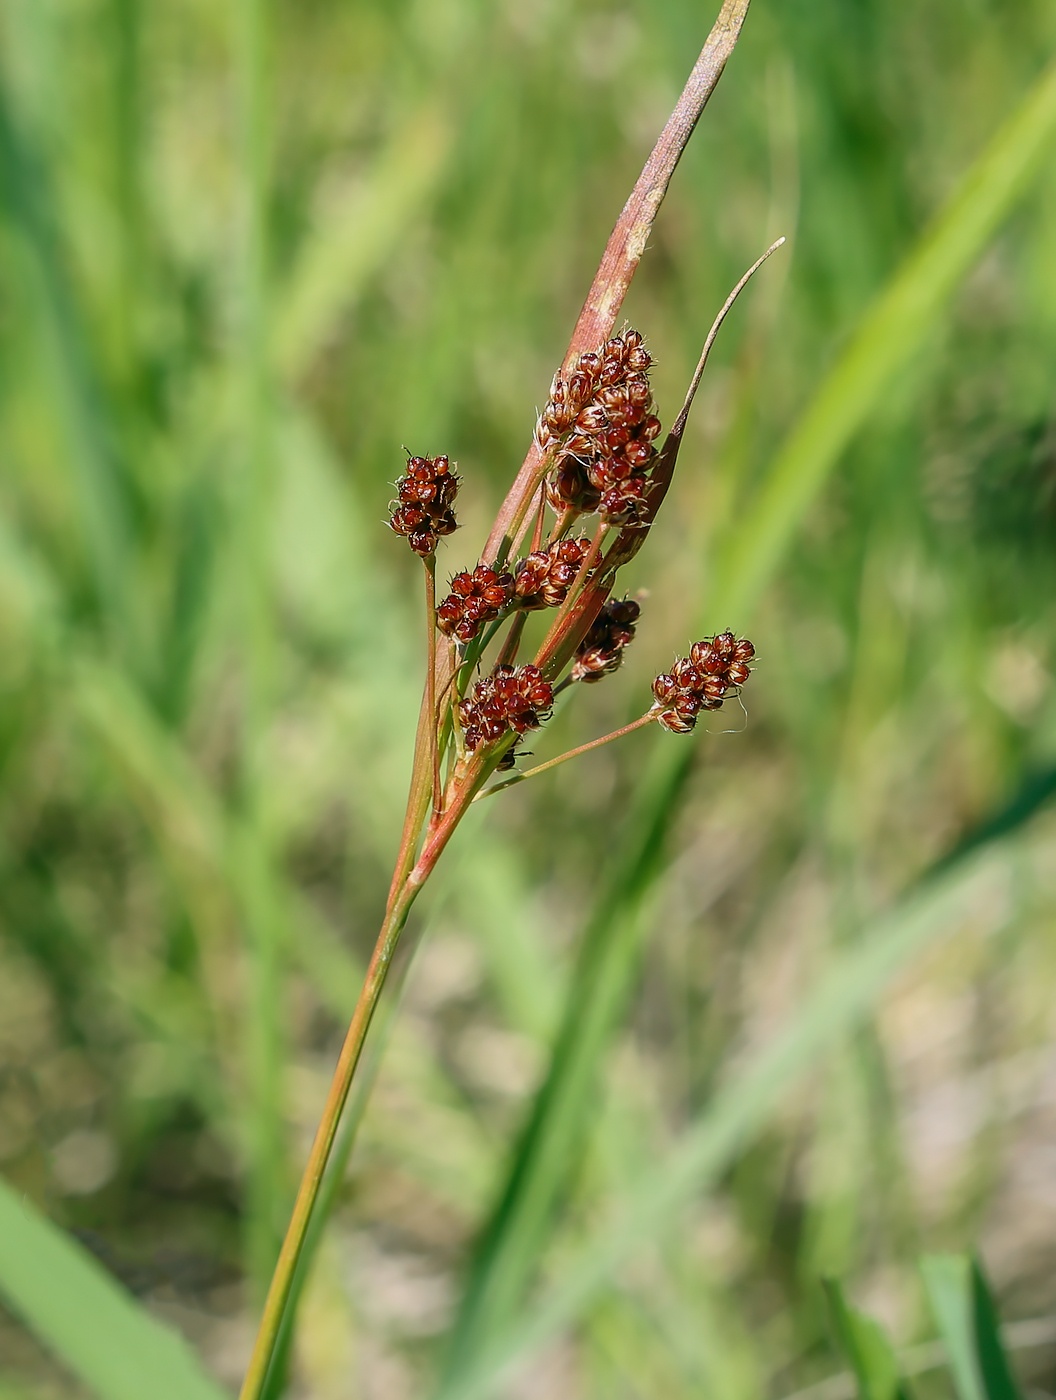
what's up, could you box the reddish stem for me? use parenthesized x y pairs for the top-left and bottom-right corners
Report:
(496, 611), (528, 670)
(532, 520), (609, 671)
(424, 557), (442, 816)
(482, 0), (751, 566)
(474, 712), (658, 800)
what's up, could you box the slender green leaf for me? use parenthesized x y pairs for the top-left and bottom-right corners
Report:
(0, 70), (136, 654)
(709, 50), (1056, 623)
(922, 1255), (986, 1400)
(273, 107), (451, 382)
(972, 1259), (1024, 1400)
(823, 1279), (906, 1400)
(435, 842), (1014, 1400)
(233, 0), (288, 1302)
(435, 743), (695, 1388)
(0, 1177), (229, 1400)
(435, 51), (1056, 1399)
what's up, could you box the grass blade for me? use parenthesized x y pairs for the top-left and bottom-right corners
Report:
(234, 0), (286, 1301)
(972, 1259), (1024, 1400)
(273, 107), (451, 383)
(709, 49), (1056, 623)
(438, 819), (1035, 1399)
(921, 1255), (986, 1400)
(436, 745), (695, 1388)
(0, 72), (135, 654)
(435, 52), (1056, 1395)
(823, 1279), (907, 1400)
(0, 1176), (229, 1400)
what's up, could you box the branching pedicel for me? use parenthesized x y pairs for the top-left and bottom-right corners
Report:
(239, 4), (771, 1395)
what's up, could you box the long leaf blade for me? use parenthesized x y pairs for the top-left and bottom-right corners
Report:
(709, 50), (1056, 623)
(0, 1176), (229, 1400)
(921, 1255), (985, 1400)
(823, 1279), (903, 1400)
(972, 1258), (1024, 1400)
(434, 49), (1056, 1399)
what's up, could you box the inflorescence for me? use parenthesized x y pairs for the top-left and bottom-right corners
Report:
(514, 536), (593, 609)
(536, 328), (662, 526)
(388, 328), (756, 786)
(436, 565), (514, 642)
(572, 597), (640, 682)
(458, 664), (554, 752)
(651, 632), (755, 733)
(436, 536), (598, 644)
(389, 454), (460, 556)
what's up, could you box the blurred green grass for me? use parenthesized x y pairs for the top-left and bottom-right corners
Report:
(2, 1), (1056, 1397)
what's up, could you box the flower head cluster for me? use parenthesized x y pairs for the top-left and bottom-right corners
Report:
(572, 597), (641, 682)
(389, 455), (459, 556)
(537, 329), (662, 526)
(437, 565), (514, 642)
(513, 536), (593, 610)
(651, 632), (755, 733)
(458, 664), (554, 752)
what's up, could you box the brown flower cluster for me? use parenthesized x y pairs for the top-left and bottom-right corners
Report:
(437, 565), (514, 643)
(458, 664), (554, 752)
(537, 329), (662, 526)
(513, 536), (593, 609)
(572, 597), (640, 682)
(389, 455), (459, 556)
(651, 632), (755, 733)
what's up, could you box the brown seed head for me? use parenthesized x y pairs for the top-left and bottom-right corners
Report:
(571, 596), (641, 682)
(537, 329), (661, 527)
(458, 663), (555, 751)
(436, 565), (514, 642)
(389, 454), (461, 556)
(652, 633), (755, 733)
(513, 536), (593, 610)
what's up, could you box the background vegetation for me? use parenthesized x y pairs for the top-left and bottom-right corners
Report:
(2, 0), (1056, 1396)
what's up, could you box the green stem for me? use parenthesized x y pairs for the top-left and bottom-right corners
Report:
(386, 692), (435, 910)
(258, 938), (415, 1399)
(507, 482), (546, 562)
(545, 503), (580, 549)
(238, 878), (419, 1400)
(235, 0), (284, 1300)
(239, 745), (494, 1400)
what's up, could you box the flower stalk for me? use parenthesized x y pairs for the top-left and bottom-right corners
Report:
(474, 712), (659, 801)
(238, 3), (767, 1395)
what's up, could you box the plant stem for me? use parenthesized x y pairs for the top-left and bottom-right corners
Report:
(481, 0), (751, 567)
(546, 503), (580, 549)
(257, 937), (417, 1400)
(237, 880), (417, 1400)
(386, 672), (437, 912)
(474, 712), (657, 800)
(496, 611), (527, 669)
(424, 556), (441, 816)
(529, 486), (548, 551)
(508, 483), (546, 561)
(239, 741), (496, 1400)
(234, 0), (286, 1302)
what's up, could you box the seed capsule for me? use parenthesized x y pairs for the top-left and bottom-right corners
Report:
(436, 565), (514, 642)
(651, 633), (755, 732)
(459, 664), (555, 751)
(572, 597), (641, 683)
(388, 454), (461, 556)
